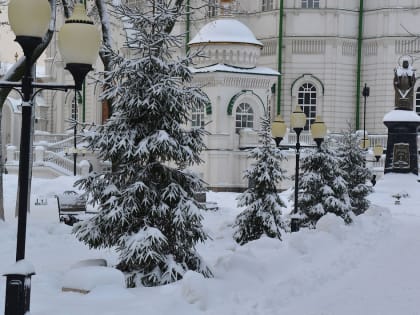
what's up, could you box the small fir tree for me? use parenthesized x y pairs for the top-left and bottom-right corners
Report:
(73, 1), (212, 287)
(293, 138), (353, 228)
(233, 115), (287, 245)
(337, 128), (373, 215)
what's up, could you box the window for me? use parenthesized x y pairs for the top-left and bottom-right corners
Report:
(262, 0), (274, 11)
(192, 103), (205, 128)
(302, 0), (319, 8)
(298, 83), (317, 130)
(415, 87), (420, 115)
(235, 103), (254, 132)
(71, 92), (83, 123)
(208, 0), (217, 17)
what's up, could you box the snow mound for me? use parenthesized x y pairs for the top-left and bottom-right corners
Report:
(181, 271), (208, 311)
(62, 266), (125, 293)
(315, 213), (346, 239)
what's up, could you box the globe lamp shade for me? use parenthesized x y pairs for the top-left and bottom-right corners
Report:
(8, 0), (51, 39)
(373, 144), (383, 161)
(291, 106), (306, 130)
(58, 4), (101, 90)
(272, 115), (287, 139)
(311, 116), (327, 140)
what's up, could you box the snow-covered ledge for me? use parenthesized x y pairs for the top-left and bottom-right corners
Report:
(383, 109), (420, 122)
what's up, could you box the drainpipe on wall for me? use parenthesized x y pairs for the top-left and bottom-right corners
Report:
(82, 0), (87, 122)
(186, 0), (190, 54)
(276, 0), (284, 115)
(355, 0), (364, 130)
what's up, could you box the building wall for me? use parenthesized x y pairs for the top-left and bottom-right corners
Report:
(185, 0), (420, 135)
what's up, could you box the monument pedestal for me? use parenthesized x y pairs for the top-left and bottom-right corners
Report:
(383, 110), (420, 175)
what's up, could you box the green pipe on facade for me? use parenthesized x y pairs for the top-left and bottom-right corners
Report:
(82, 0), (86, 122)
(186, 0), (190, 54)
(276, 0), (284, 115)
(355, 0), (364, 130)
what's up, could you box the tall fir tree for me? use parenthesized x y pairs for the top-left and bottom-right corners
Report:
(73, 1), (212, 287)
(293, 138), (353, 228)
(336, 128), (373, 215)
(233, 115), (287, 245)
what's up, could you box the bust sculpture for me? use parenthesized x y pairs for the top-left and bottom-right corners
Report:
(394, 57), (416, 110)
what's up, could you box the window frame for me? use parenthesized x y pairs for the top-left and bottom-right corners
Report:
(297, 83), (317, 130)
(235, 102), (254, 133)
(302, 0), (320, 9)
(262, 0), (274, 11)
(208, 0), (218, 18)
(191, 103), (205, 128)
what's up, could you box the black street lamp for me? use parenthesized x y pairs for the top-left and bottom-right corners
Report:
(272, 110), (327, 232)
(362, 83), (370, 149)
(290, 106), (307, 218)
(1, 1), (100, 314)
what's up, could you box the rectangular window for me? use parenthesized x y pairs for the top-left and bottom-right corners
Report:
(302, 0), (320, 9)
(262, 0), (274, 11)
(208, 0), (217, 18)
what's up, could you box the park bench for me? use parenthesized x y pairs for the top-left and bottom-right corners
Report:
(55, 190), (87, 225)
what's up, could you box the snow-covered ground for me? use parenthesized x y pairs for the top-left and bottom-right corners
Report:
(0, 173), (419, 315)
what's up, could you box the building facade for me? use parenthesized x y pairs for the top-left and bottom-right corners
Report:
(3, 0), (420, 187)
(181, 0), (420, 135)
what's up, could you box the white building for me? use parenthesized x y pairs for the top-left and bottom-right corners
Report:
(3, 0), (420, 188)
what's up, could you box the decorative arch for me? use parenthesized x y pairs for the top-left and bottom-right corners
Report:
(291, 73), (324, 96)
(290, 74), (325, 131)
(227, 90), (265, 115)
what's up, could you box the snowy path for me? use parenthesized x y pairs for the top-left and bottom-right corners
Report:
(279, 213), (420, 315)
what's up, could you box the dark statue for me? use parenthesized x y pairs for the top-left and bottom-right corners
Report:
(393, 58), (416, 110)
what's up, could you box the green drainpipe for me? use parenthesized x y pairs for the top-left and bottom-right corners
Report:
(277, 0), (284, 115)
(355, 0), (364, 130)
(186, 0), (190, 54)
(82, 0), (86, 122)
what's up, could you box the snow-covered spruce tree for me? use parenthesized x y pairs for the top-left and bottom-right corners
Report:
(293, 138), (353, 228)
(336, 127), (373, 215)
(233, 115), (287, 245)
(73, 1), (212, 287)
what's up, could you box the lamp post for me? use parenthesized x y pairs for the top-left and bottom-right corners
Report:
(272, 110), (327, 232)
(290, 106), (307, 218)
(1, 1), (100, 314)
(362, 83), (370, 149)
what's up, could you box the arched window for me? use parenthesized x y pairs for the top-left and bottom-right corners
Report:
(235, 102), (254, 132)
(191, 103), (205, 128)
(298, 83), (317, 130)
(415, 87), (420, 115)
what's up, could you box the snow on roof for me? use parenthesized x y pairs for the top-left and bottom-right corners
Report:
(383, 109), (420, 122)
(190, 63), (280, 76)
(188, 19), (263, 47)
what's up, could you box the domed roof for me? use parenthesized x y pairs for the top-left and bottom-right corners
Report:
(188, 19), (262, 47)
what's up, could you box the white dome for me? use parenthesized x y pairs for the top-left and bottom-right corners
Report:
(189, 19), (262, 47)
